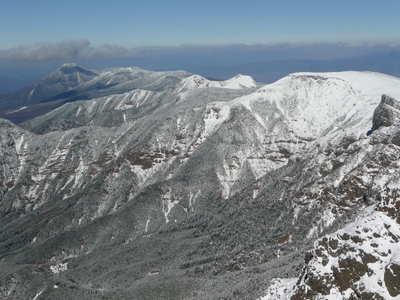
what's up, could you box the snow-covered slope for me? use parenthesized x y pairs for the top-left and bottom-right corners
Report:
(2, 68), (400, 300)
(235, 71), (400, 142)
(175, 73), (257, 94)
(78, 66), (191, 92)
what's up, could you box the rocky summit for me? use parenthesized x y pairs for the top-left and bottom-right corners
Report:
(1, 65), (400, 299)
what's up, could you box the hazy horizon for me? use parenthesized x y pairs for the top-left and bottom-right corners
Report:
(1, 1), (400, 93)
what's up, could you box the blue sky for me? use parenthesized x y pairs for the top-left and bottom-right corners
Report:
(1, 1), (400, 90)
(1, 0), (400, 50)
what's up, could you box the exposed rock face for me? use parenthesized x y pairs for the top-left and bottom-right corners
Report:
(287, 191), (400, 300)
(263, 195), (400, 300)
(372, 94), (400, 130)
(1, 67), (400, 299)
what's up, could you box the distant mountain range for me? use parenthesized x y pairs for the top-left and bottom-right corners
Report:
(0, 63), (191, 123)
(181, 51), (400, 84)
(1, 47), (399, 95)
(1, 65), (400, 299)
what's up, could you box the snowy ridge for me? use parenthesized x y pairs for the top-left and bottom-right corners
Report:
(114, 89), (155, 110)
(235, 71), (400, 144)
(78, 66), (190, 91)
(175, 74), (257, 94)
(222, 74), (258, 89)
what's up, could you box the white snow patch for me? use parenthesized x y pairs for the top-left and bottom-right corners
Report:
(188, 190), (201, 208)
(76, 105), (82, 117)
(15, 133), (25, 153)
(73, 156), (87, 189)
(161, 199), (177, 223)
(33, 288), (44, 300)
(60, 176), (74, 192)
(259, 278), (297, 300)
(115, 89), (154, 110)
(320, 206), (336, 229)
(202, 102), (230, 138)
(217, 171), (231, 199)
(100, 96), (112, 113)
(50, 262), (68, 274)
(28, 88), (35, 99)
(161, 190), (178, 223)
(306, 225), (318, 239)
(6, 106), (28, 114)
(252, 188), (259, 199)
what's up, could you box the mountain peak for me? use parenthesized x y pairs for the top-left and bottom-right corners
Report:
(175, 73), (257, 94)
(224, 74), (257, 88)
(45, 63), (97, 86)
(62, 62), (78, 68)
(55, 63), (96, 76)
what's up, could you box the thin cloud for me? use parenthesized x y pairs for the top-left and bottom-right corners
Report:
(131, 42), (400, 61)
(1, 40), (399, 66)
(79, 43), (131, 58)
(0, 40), (133, 61)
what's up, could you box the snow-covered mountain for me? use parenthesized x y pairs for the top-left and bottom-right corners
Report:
(0, 64), (191, 123)
(0, 64), (97, 112)
(175, 74), (257, 93)
(1, 66), (400, 299)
